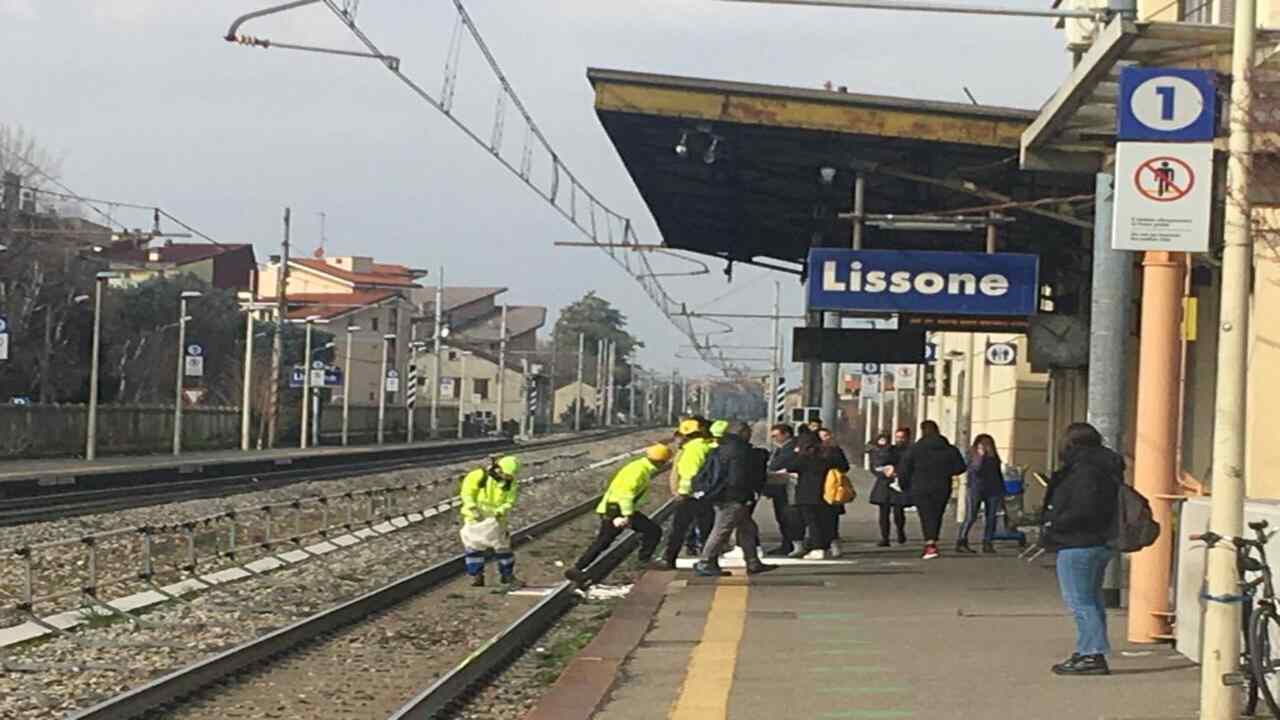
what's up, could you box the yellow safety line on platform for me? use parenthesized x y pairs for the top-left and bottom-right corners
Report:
(668, 584), (749, 720)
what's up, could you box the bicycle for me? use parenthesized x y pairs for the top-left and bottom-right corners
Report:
(1192, 519), (1280, 717)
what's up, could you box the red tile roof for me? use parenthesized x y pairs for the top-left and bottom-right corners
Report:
(291, 258), (420, 288)
(263, 290), (403, 320)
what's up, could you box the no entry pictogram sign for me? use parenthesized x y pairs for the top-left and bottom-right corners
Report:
(1113, 142), (1213, 253)
(1134, 156), (1195, 202)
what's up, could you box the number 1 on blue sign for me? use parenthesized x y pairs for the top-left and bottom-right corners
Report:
(1156, 85), (1176, 120)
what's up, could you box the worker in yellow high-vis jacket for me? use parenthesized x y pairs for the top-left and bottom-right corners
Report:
(660, 418), (716, 568)
(459, 455), (520, 588)
(565, 444), (672, 583)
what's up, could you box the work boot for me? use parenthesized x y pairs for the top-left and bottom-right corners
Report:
(1051, 654), (1110, 676)
(693, 563), (730, 577)
(876, 539), (892, 548)
(500, 575), (523, 590)
(470, 574), (485, 588)
(746, 562), (778, 575)
(955, 540), (977, 554)
(982, 542), (997, 555)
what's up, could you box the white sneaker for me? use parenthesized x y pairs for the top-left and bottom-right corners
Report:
(805, 549), (827, 560)
(828, 541), (842, 558)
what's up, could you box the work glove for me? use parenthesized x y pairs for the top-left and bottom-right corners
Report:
(612, 516), (631, 529)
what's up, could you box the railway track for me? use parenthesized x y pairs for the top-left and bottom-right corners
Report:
(0, 428), (645, 526)
(64, 466), (673, 720)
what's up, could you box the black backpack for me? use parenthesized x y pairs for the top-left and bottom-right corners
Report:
(1112, 482), (1160, 553)
(691, 449), (727, 501)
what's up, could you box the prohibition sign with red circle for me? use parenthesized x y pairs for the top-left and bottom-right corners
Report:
(1133, 155), (1195, 202)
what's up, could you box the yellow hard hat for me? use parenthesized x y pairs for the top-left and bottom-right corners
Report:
(645, 444), (673, 463)
(496, 456), (520, 477)
(710, 420), (729, 438)
(677, 419), (700, 436)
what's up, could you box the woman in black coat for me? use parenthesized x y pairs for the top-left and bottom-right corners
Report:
(956, 434), (1005, 554)
(776, 433), (840, 558)
(868, 432), (909, 547)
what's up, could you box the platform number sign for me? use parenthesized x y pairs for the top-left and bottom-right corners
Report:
(385, 368), (400, 393)
(184, 344), (204, 377)
(985, 341), (1017, 367)
(0, 316), (8, 361)
(1118, 67), (1216, 142)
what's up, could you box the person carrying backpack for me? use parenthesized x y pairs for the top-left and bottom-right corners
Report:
(693, 421), (777, 577)
(1042, 422), (1124, 677)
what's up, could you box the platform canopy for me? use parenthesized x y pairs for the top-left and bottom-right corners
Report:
(589, 68), (1096, 290)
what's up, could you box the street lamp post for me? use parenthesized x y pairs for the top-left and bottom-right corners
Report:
(299, 316), (322, 450)
(85, 271), (118, 460)
(430, 265), (445, 437)
(377, 333), (395, 444)
(172, 290), (202, 456)
(342, 324), (358, 446)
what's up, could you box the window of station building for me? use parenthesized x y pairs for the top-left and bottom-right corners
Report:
(371, 315), (380, 333)
(1181, 0), (1230, 23)
(473, 378), (490, 401)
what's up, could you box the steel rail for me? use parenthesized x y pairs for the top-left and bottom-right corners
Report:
(67, 466), (663, 720)
(388, 498), (677, 719)
(0, 428), (643, 526)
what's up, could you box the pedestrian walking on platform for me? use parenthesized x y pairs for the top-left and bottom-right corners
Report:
(900, 421), (966, 560)
(868, 432), (909, 546)
(661, 419), (716, 568)
(764, 424), (804, 555)
(1043, 422), (1121, 676)
(566, 444), (671, 583)
(957, 434), (1006, 555)
(694, 421), (777, 577)
(459, 455), (521, 588)
(817, 427), (850, 558)
(775, 432), (840, 558)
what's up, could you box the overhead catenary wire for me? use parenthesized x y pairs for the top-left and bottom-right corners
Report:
(223, 0), (738, 376)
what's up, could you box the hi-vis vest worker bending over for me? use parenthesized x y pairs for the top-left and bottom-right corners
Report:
(459, 455), (520, 588)
(565, 444), (672, 583)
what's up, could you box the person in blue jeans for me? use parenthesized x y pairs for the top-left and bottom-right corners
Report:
(1041, 422), (1121, 676)
(957, 434), (1005, 554)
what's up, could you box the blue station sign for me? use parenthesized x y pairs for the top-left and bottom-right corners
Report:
(807, 249), (1040, 317)
(1117, 67), (1217, 142)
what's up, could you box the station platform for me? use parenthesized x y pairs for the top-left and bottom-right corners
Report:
(537, 471), (1200, 720)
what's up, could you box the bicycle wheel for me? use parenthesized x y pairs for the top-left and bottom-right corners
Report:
(1250, 604), (1280, 717)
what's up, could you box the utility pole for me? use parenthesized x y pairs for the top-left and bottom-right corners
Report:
(430, 265), (444, 437)
(575, 332), (585, 432)
(268, 208), (290, 449)
(495, 305), (508, 434)
(342, 323), (357, 446)
(521, 357), (531, 439)
(172, 291), (201, 456)
(240, 305), (254, 451)
(1201, 1), (1257, 716)
(300, 317), (315, 450)
(458, 351), (469, 439)
(86, 273), (111, 461)
(605, 341), (615, 426)
(629, 363), (637, 423)
(668, 372), (676, 425)
(377, 334), (392, 444)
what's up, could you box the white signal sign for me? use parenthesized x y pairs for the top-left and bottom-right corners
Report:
(1113, 142), (1212, 253)
(985, 342), (1017, 367)
(893, 365), (917, 390)
(861, 373), (881, 401)
(184, 355), (204, 377)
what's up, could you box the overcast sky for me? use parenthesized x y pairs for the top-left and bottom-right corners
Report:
(2, 0), (1070, 380)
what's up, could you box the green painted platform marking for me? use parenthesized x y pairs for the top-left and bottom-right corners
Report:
(811, 647), (877, 656)
(818, 710), (913, 719)
(800, 612), (864, 621)
(816, 686), (909, 695)
(812, 664), (888, 674)
(815, 638), (873, 645)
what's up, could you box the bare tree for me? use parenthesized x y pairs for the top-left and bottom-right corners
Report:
(0, 123), (61, 188)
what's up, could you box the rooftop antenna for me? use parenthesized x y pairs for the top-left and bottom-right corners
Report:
(315, 211), (327, 258)
(962, 86), (979, 106)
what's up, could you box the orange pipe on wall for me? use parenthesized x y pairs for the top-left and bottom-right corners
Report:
(1128, 251), (1185, 643)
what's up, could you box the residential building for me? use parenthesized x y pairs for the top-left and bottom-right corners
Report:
(100, 243), (257, 290)
(410, 286), (547, 353)
(553, 381), (597, 421)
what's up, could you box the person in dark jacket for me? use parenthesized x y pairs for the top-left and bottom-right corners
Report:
(900, 420), (967, 560)
(957, 434), (1006, 555)
(817, 428), (851, 557)
(1043, 422), (1121, 677)
(868, 432), (909, 547)
(695, 422), (775, 576)
(764, 424), (803, 555)
(776, 432), (840, 558)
